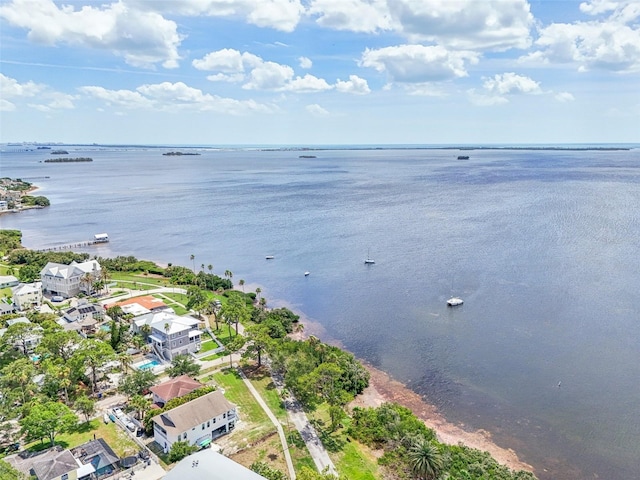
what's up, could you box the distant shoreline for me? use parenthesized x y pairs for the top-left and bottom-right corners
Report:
(2, 144), (636, 152)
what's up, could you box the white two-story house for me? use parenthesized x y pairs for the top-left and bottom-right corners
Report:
(131, 311), (201, 361)
(12, 282), (43, 311)
(40, 260), (102, 298)
(152, 390), (237, 452)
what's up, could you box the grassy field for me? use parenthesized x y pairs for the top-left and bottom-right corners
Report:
(208, 369), (276, 447)
(108, 272), (170, 287)
(23, 419), (140, 458)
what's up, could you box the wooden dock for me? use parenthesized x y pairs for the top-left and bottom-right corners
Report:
(37, 239), (108, 252)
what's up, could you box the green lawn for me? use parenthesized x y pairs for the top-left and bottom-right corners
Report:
(23, 419), (140, 458)
(109, 272), (170, 286)
(244, 366), (287, 424)
(199, 338), (219, 353)
(333, 441), (381, 480)
(210, 369), (276, 445)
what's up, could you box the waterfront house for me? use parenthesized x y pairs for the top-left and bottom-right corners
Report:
(0, 275), (19, 288)
(163, 450), (267, 480)
(40, 260), (102, 298)
(12, 282), (43, 311)
(149, 374), (203, 407)
(152, 390), (237, 452)
(131, 311), (201, 361)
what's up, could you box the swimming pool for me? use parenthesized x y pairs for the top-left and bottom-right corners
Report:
(137, 359), (161, 370)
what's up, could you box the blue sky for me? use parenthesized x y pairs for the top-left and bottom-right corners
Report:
(1, 0), (638, 145)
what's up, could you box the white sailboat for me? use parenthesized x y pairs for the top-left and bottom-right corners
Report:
(364, 249), (375, 264)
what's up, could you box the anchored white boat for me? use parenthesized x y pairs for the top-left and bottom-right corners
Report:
(265, 255), (274, 260)
(447, 297), (463, 307)
(304, 271), (310, 276)
(364, 248), (375, 264)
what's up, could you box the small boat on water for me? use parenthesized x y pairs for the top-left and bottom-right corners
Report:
(364, 249), (375, 264)
(304, 271), (310, 276)
(447, 297), (463, 306)
(265, 255), (274, 260)
(457, 155), (470, 160)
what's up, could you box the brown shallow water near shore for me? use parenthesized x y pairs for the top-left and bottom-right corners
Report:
(348, 363), (535, 474)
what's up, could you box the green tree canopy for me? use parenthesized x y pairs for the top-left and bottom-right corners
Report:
(166, 354), (201, 378)
(19, 401), (77, 446)
(119, 369), (157, 398)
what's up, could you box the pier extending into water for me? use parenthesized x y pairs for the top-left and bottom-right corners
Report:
(37, 234), (109, 252)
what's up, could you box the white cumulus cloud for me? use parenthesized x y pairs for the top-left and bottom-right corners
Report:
(129, 0), (304, 32)
(0, 0), (183, 68)
(482, 72), (542, 95)
(80, 82), (273, 115)
(308, 0), (392, 33)
(335, 75), (371, 94)
(195, 48), (362, 93)
(299, 56), (313, 69)
(359, 44), (479, 83)
(387, 0), (534, 51)
(522, 1), (640, 72)
(1, 73), (43, 98)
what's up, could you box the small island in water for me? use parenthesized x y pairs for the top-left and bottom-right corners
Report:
(162, 151), (201, 156)
(50, 149), (69, 155)
(43, 157), (93, 163)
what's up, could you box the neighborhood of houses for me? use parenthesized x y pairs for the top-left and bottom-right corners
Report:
(0, 259), (269, 480)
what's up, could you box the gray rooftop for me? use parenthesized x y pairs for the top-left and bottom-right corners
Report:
(152, 390), (235, 434)
(164, 450), (267, 480)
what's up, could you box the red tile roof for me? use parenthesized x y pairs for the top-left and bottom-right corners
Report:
(149, 375), (203, 403)
(105, 295), (167, 311)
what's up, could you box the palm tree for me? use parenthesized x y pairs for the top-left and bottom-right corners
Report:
(255, 287), (261, 302)
(224, 270), (233, 282)
(118, 352), (133, 375)
(207, 264), (213, 275)
(239, 279), (245, 292)
(80, 273), (94, 295)
(408, 438), (444, 480)
(190, 254), (195, 273)
(100, 268), (110, 294)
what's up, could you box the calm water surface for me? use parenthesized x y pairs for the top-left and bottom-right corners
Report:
(1, 147), (639, 479)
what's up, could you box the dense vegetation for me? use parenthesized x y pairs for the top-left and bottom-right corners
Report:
(20, 195), (50, 207)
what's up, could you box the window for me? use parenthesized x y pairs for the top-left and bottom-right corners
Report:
(207, 421), (210, 428)
(62, 475), (68, 480)
(212, 418), (216, 424)
(183, 432), (187, 440)
(202, 423), (205, 430)
(223, 413), (226, 418)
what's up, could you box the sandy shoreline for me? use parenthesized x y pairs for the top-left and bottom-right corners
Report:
(288, 323), (533, 474)
(349, 362), (534, 473)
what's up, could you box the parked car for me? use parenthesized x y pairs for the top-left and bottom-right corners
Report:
(113, 408), (124, 419)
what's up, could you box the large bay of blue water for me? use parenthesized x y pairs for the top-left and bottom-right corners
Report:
(1, 146), (639, 479)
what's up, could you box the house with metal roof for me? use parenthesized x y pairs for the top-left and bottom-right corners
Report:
(152, 390), (237, 452)
(131, 311), (202, 362)
(164, 449), (267, 480)
(40, 260), (102, 298)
